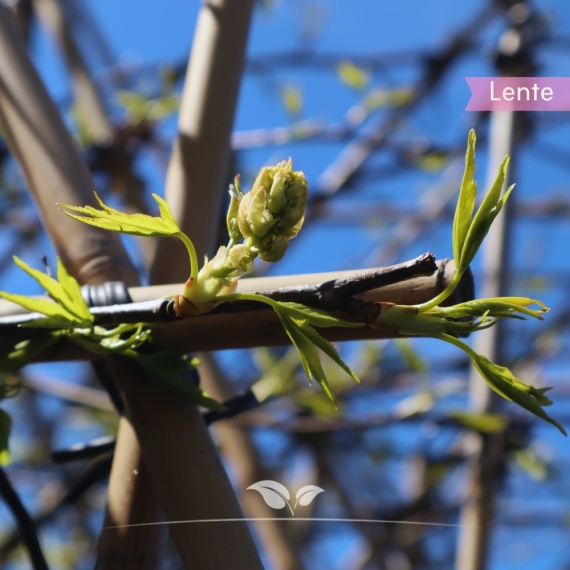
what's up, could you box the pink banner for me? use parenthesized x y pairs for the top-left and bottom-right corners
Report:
(465, 77), (570, 111)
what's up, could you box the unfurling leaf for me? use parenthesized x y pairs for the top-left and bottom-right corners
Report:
(452, 129), (513, 274)
(0, 257), (93, 327)
(58, 193), (182, 238)
(470, 352), (566, 436)
(247, 480), (292, 512)
(452, 129), (477, 270)
(295, 485), (324, 507)
(437, 334), (566, 436)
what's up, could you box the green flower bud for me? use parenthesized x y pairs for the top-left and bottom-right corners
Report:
(281, 177), (308, 229)
(226, 178), (243, 243)
(284, 215), (305, 239)
(234, 159), (308, 263)
(267, 170), (289, 214)
(251, 168), (272, 196)
(226, 243), (254, 274)
(248, 187), (276, 237)
(237, 192), (254, 237)
(258, 234), (289, 262)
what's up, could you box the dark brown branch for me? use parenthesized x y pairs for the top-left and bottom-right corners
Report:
(0, 455), (113, 564)
(0, 466), (49, 570)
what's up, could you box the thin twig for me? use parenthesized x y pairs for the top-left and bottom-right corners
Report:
(0, 455), (113, 564)
(0, 466), (49, 570)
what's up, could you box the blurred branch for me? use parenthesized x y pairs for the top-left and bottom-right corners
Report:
(0, 466), (49, 570)
(0, 454), (113, 565)
(32, 0), (112, 144)
(0, 5), (164, 568)
(200, 354), (306, 570)
(21, 372), (114, 411)
(313, 5), (495, 199)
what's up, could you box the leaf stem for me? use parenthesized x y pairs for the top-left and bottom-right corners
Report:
(415, 271), (463, 313)
(217, 292), (279, 309)
(433, 332), (478, 360)
(177, 232), (199, 282)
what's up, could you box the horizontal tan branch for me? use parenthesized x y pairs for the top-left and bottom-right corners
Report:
(0, 256), (472, 362)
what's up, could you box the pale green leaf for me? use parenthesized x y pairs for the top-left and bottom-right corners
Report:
(453, 129), (477, 269)
(439, 298), (548, 321)
(274, 307), (337, 405)
(296, 320), (360, 383)
(460, 159), (512, 271)
(514, 448), (548, 480)
(58, 193), (181, 238)
(56, 258), (93, 321)
(471, 352), (566, 436)
(362, 87), (414, 111)
(69, 325), (150, 355)
(152, 193), (178, 227)
(0, 292), (75, 321)
(11, 257), (79, 318)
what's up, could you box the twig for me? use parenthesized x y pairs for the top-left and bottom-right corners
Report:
(0, 466), (49, 570)
(52, 436), (116, 464)
(0, 455), (113, 564)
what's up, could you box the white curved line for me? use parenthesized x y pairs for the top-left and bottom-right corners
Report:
(104, 517), (476, 530)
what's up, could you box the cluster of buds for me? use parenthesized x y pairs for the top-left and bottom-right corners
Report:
(228, 159), (308, 262)
(175, 160), (308, 317)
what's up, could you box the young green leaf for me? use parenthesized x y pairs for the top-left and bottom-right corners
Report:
(459, 161), (512, 272)
(273, 306), (337, 405)
(56, 258), (92, 321)
(435, 297), (548, 321)
(453, 129), (477, 271)
(471, 352), (566, 436)
(295, 320), (360, 384)
(10, 256), (92, 322)
(0, 256), (93, 328)
(0, 292), (75, 322)
(438, 333), (566, 436)
(337, 60), (369, 90)
(58, 193), (182, 238)
(70, 324), (151, 354)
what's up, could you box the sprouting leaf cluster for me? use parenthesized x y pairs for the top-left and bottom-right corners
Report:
(369, 129), (565, 435)
(0, 256), (220, 412)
